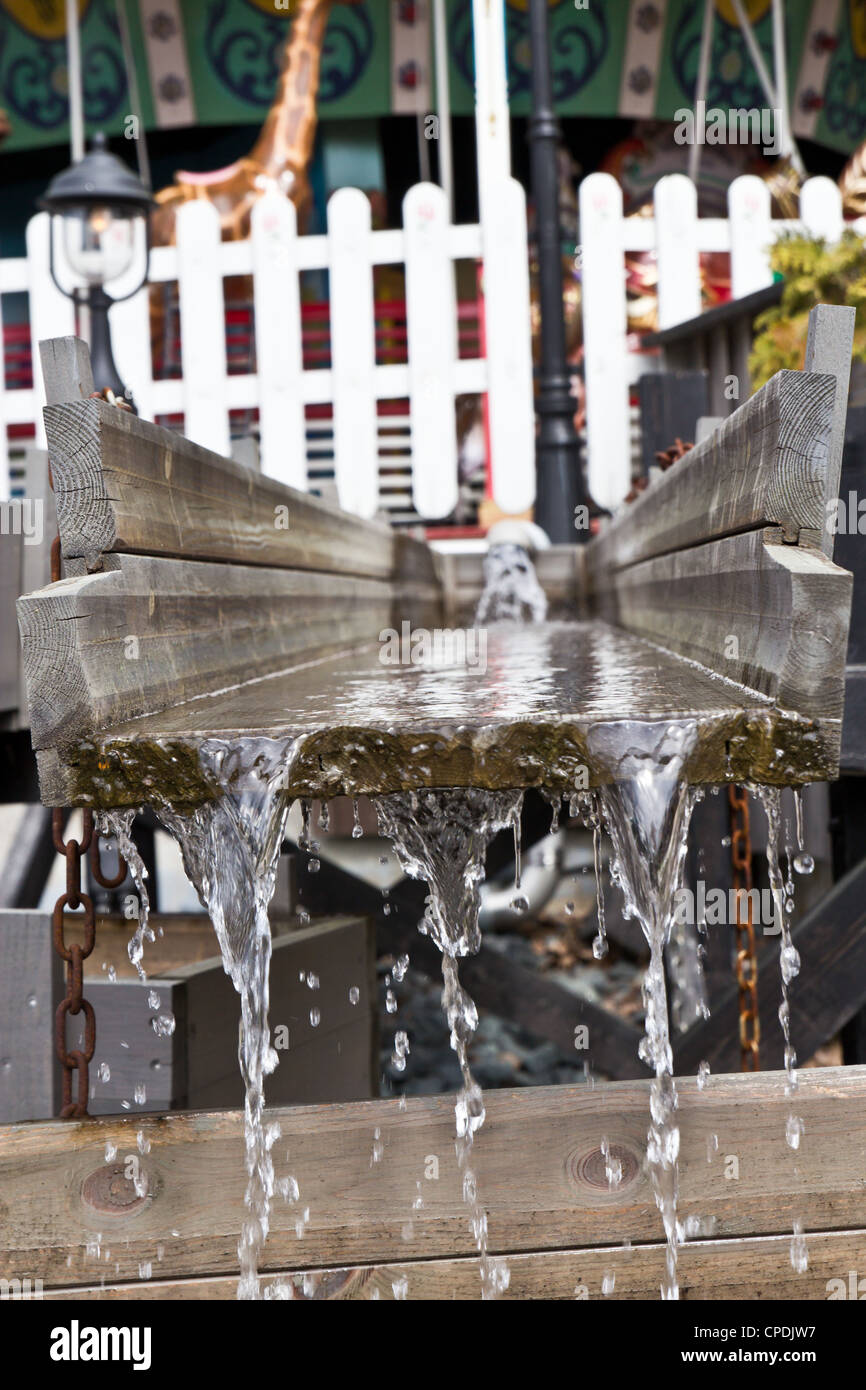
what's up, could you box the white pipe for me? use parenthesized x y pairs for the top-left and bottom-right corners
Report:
(116, 0), (151, 188)
(65, 0), (85, 161)
(432, 0), (454, 219)
(771, 0), (805, 175)
(471, 0), (511, 224)
(730, 0), (777, 110)
(688, 0), (714, 187)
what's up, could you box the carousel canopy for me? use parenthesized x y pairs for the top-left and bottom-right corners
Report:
(0, 0), (863, 156)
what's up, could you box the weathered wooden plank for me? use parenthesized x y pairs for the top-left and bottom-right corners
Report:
(675, 852), (866, 1076)
(41, 387), (433, 583)
(0, 911), (62, 1122)
(44, 1228), (866, 1300)
(610, 529), (852, 724)
(18, 555), (400, 750)
(587, 368), (837, 578)
(0, 529), (23, 712)
(64, 916), (375, 1111)
(804, 303), (856, 557)
(31, 620), (844, 809)
(176, 916), (376, 1107)
(1, 1067), (864, 1287)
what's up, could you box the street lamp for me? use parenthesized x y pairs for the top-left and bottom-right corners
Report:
(40, 132), (152, 409)
(527, 0), (591, 543)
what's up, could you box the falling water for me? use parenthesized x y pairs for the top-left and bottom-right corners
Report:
(375, 787), (522, 1298)
(587, 719), (699, 1300)
(97, 810), (154, 979)
(157, 736), (294, 1300)
(754, 787), (800, 1093)
(474, 543), (548, 624)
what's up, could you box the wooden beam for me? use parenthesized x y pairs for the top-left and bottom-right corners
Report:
(675, 853), (866, 1075)
(2, 1066), (864, 1288)
(611, 529), (852, 724)
(42, 392), (431, 583)
(18, 555), (403, 750)
(587, 367), (837, 577)
(43, 1228), (866, 1300)
(28, 620), (843, 808)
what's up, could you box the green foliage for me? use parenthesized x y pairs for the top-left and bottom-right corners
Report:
(749, 231), (866, 392)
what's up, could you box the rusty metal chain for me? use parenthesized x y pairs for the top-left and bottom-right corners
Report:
(729, 784), (760, 1071)
(49, 487), (126, 1119)
(52, 809), (96, 1118)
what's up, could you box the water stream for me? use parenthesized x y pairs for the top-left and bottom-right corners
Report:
(586, 719), (700, 1300)
(157, 737), (293, 1300)
(374, 788), (522, 1298)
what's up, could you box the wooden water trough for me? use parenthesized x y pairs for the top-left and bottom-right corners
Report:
(4, 313), (862, 1299)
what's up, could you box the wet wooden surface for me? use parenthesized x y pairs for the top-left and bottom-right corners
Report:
(43, 1229), (866, 1300)
(2, 1066), (864, 1295)
(37, 619), (840, 808)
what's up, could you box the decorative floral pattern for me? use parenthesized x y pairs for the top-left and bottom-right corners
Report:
(206, 0), (373, 108)
(451, 0), (608, 103)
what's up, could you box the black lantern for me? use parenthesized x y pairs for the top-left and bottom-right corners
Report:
(40, 132), (152, 408)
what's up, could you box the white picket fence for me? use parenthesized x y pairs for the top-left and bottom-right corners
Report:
(6, 169), (864, 523)
(0, 179), (536, 521)
(581, 171), (865, 511)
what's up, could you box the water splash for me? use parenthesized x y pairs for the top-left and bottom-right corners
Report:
(587, 719), (699, 1301)
(375, 787), (522, 1298)
(97, 810), (153, 979)
(754, 787), (800, 1094)
(474, 543), (548, 624)
(157, 736), (293, 1300)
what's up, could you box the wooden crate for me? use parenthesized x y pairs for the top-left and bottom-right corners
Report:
(0, 913), (376, 1121)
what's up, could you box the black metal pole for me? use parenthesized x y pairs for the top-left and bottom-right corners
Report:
(527, 0), (588, 543)
(87, 284), (134, 408)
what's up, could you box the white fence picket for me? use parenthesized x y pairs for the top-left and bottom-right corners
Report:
(482, 177), (535, 515)
(580, 173), (631, 512)
(328, 188), (379, 519)
(728, 175), (773, 298)
(25, 214), (75, 452)
(112, 285), (155, 423)
(252, 190), (307, 489)
(403, 183), (458, 520)
(655, 174), (701, 329)
(176, 201), (230, 457)
(800, 176), (844, 242)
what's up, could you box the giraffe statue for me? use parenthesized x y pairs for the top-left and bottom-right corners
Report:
(150, 0), (352, 248)
(839, 139), (866, 219)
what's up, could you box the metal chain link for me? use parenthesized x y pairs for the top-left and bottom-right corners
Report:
(49, 502), (127, 1118)
(52, 809), (96, 1118)
(729, 784), (760, 1071)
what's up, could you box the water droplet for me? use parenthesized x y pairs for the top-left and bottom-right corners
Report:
(147, 989), (160, 1009)
(696, 1060), (710, 1090)
(98, 1062), (110, 1083)
(793, 852), (814, 875)
(348, 985), (360, 1005)
(306, 972), (319, 990)
(307, 857), (320, 874)
(786, 1115), (804, 1150)
(591, 933), (608, 960)
(134, 1083), (146, 1105)
(510, 894), (529, 912)
(601, 1271), (615, 1297)
(564, 901), (575, 915)
(309, 1007), (320, 1028)
(790, 1220), (808, 1273)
